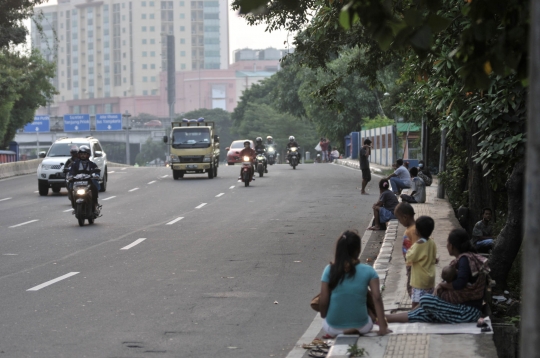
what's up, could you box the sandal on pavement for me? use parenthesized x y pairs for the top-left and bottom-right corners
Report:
(308, 349), (327, 358)
(367, 226), (382, 231)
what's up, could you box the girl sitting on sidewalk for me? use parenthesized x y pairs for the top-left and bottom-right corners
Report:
(319, 230), (392, 337)
(394, 202), (419, 298)
(406, 216), (437, 309)
(387, 228), (488, 324)
(368, 179), (399, 230)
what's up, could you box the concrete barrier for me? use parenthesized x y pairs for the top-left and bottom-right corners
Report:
(0, 159), (43, 180)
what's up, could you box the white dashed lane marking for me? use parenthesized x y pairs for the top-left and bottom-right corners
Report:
(216, 193), (224, 197)
(195, 203), (207, 209)
(63, 209), (73, 212)
(161, 175), (169, 178)
(109, 171), (115, 173)
(0, 197), (12, 202)
(27, 272), (79, 291)
(121, 238), (146, 250)
(121, 168), (127, 171)
(229, 186), (235, 189)
(148, 180), (156, 184)
(128, 188), (139, 192)
(102, 196), (116, 201)
(166, 217), (184, 225)
(9, 220), (39, 228)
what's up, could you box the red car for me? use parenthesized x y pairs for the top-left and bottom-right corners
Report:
(226, 140), (254, 165)
(143, 119), (163, 127)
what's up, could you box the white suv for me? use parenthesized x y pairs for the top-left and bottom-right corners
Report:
(37, 137), (108, 196)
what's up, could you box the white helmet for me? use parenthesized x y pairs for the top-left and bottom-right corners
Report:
(289, 136), (295, 142)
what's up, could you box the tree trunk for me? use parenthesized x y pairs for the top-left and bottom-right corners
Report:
(466, 121), (495, 232)
(490, 160), (525, 289)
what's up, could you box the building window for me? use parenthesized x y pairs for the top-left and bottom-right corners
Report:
(180, 51), (185, 57)
(180, 13), (185, 19)
(150, 26), (155, 32)
(181, 63), (186, 69)
(123, 77), (126, 83)
(142, 14), (147, 19)
(123, 40), (126, 45)
(149, 13), (155, 19)
(151, 89), (158, 95)
(142, 1), (147, 6)
(150, 51), (156, 57)
(180, 26), (185, 31)
(179, 1), (184, 5)
(143, 90), (149, 95)
(143, 76), (148, 82)
(151, 76), (156, 82)
(149, 1), (155, 6)
(142, 26), (147, 32)
(143, 64), (148, 69)
(142, 39), (147, 44)
(150, 39), (156, 44)
(142, 51), (147, 57)
(180, 38), (185, 44)
(150, 64), (156, 69)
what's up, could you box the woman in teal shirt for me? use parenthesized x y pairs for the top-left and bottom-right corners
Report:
(319, 230), (392, 337)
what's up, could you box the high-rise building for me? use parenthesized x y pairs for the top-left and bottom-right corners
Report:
(32, 0), (229, 115)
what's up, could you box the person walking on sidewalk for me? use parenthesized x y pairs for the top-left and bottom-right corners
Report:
(394, 202), (419, 297)
(386, 159), (411, 194)
(387, 228), (487, 324)
(406, 216), (437, 309)
(319, 230), (392, 337)
(368, 179), (399, 230)
(360, 139), (372, 195)
(319, 138), (330, 162)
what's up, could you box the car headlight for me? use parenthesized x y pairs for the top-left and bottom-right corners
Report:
(42, 165), (51, 170)
(76, 189), (86, 195)
(203, 155), (211, 162)
(243, 156), (250, 161)
(170, 155), (180, 162)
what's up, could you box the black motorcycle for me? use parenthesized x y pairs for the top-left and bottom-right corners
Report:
(70, 174), (101, 226)
(287, 147), (300, 169)
(266, 145), (276, 165)
(255, 151), (267, 177)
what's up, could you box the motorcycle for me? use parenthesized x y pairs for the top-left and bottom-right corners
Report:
(63, 164), (73, 204)
(255, 151), (267, 177)
(241, 155), (254, 187)
(287, 147), (300, 169)
(266, 146), (276, 165)
(70, 173), (101, 226)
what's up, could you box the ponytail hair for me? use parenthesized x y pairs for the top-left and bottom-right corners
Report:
(379, 178), (390, 190)
(329, 230), (361, 290)
(448, 228), (476, 254)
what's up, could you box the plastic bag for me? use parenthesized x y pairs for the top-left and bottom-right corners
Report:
(315, 143), (322, 151)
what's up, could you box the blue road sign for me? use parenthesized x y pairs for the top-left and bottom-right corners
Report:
(64, 114), (90, 132)
(96, 113), (122, 131)
(23, 115), (50, 133)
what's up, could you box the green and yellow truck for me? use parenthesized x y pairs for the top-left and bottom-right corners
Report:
(164, 119), (220, 180)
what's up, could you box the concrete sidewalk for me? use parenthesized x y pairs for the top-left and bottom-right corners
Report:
(328, 159), (498, 358)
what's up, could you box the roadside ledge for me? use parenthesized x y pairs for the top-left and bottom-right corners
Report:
(334, 158), (383, 174)
(0, 159), (43, 180)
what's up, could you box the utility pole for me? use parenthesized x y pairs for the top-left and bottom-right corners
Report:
(437, 128), (447, 199)
(521, 1), (540, 356)
(123, 111), (132, 165)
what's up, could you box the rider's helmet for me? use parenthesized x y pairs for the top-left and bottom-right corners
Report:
(78, 145), (91, 159)
(243, 140), (251, 147)
(255, 137), (262, 144)
(289, 136), (295, 143)
(266, 136), (273, 144)
(70, 145), (79, 156)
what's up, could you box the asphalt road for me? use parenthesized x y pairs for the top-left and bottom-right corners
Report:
(0, 162), (379, 358)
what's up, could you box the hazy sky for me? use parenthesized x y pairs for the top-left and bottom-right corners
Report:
(37, 0), (293, 64)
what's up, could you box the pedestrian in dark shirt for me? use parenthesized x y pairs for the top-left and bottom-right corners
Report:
(360, 139), (372, 195)
(472, 208), (494, 252)
(369, 178), (399, 230)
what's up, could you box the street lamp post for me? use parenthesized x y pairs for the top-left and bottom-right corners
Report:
(123, 110), (132, 165)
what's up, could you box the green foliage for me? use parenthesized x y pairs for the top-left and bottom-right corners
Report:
(347, 343), (367, 357)
(180, 108), (234, 161)
(0, 49), (57, 149)
(0, 0), (48, 49)
(362, 115), (394, 130)
(135, 138), (166, 166)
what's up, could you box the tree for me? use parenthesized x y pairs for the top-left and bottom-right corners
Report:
(135, 138), (166, 166)
(0, 0), (48, 49)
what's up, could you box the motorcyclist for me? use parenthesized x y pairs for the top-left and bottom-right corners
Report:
(286, 136), (301, 163)
(68, 145), (101, 212)
(266, 136), (274, 146)
(254, 137), (268, 173)
(64, 145), (79, 201)
(238, 141), (256, 180)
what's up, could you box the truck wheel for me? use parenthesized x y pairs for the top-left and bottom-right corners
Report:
(213, 165), (218, 177)
(38, 180), (49, 196)
(208, 166), (214, 179)
(173, 170), (183, 180)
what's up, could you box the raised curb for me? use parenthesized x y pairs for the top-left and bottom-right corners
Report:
(334, 159), (383, 174)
